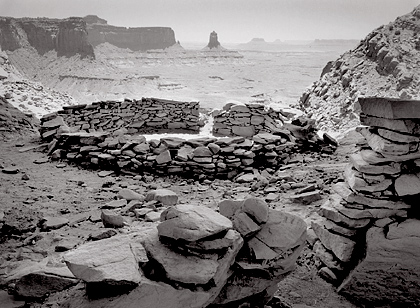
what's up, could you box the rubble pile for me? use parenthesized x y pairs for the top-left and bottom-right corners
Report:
(310, 97), (420, 307)
(40, 97), (200, 140)
(46, 199), (306, 308)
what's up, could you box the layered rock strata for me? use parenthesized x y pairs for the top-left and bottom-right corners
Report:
(83, 15), (176, 51)
(39, 97), (200, 140)
(0, 17), (94, 58)
(62, 201), (306, 307)
(310, 97), (420, 307)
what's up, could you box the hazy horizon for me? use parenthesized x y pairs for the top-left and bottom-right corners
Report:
(0, 0), (419, 43)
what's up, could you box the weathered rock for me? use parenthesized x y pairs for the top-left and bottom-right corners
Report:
(357, 127), (412, 155)
(290, 191), (322, 204)
(41, 216), (69, 230)
(359, 97), (420, 119)
(118, 188), (144, 201)
(218, 199), (244, 219)
(102, 199), (127, 209)
(242, 198), (269, 224)
(349, 152), (401, 175)
(313, 241), (344, 271)
(312, 221), (356, 263)
(65, 235), (145, 285)
(158, 204), (233, 241)
(15, 271), (78, 299)
(360, 114), (420, 135)
(232, 212), (261, 237)
(145, 189), (178, 206)
(339, 223), (420, 307)
(101, 210), (127, 228)
(394, 173), (420, 196)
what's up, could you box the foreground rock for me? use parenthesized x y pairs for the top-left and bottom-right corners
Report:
(309, 97), (420, 306)
(59, 201), (306, 307)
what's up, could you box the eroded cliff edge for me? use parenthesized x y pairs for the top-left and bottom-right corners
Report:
(83, 15), (176, 51)
(0, 17), (95, 58)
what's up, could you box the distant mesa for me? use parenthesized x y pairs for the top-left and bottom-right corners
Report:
(250, 38), (266, 43)
(0, 15), (178, 58)
(83, 15), (177, 51)
(203, 31), (225, 50)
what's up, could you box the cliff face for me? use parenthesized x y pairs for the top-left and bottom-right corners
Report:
(0, 17), (94, 58)
(299, 5), (420, 133)
(84, 16), (176, 51)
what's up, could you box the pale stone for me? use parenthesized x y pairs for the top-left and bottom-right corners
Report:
(64, 235), (144, 284)
(349, 152), (401, 175)
(394, 174), (420, 196)
(193, 146), (213, 157)
(102, 199), (127, 209)
(145, 189), (178, 206)
(235, 173), (255, 183)
(184, 229), (240, 251)
(155, 150), (172, 164)
(242, 198), (269, 224)
(247, 237), (279, 260)
(338, 225), (420, 307)
(387, 219), (420, 239)
(118, 188), (144, 201)
(41, 217), (69, 230)
(158, 204), (233, 241)
(255, 209), (307, 251)
(311, 221), (356, 263)
(361, 149), (420, 164)
(312, 213), (357, 237)
(358, 97), (420, 119)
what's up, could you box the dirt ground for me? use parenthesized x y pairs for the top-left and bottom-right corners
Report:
(0, 132), (359, 308)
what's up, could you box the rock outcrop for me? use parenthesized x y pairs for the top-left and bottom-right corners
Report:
(207, 31), (221, 49)
(83, 15), (176, 51)
(299, 5), (420, 133)
(60, 201), (306, 307)
(0, 17), (95, 58)
(309, 97), (420, 307)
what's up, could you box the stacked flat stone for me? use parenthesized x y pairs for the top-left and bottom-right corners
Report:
(40, 97), (200, 140)
(214, 197), (307, 306)
(63, 203), (306, 308)
(212, 102), (288, 137)
(49, 131), (298, 179)
(311, 97), (420, 306)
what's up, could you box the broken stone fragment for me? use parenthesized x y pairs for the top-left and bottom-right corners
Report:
(358, 97), (420, 119)
(143, 229), (220, 285)
(289, 190), (322, 205)
(338, 223), (420, 307)
(242, 198), (269, 224)
(394, 173), (420, 196)
(118, 188), (144, 201)
(64, 235), (144, 285)
(15, 271), (78, 299)
(145, 189), (178, 206)
(158, 204), (233, 242)
(311, 221), (356, 263)
(349, 152), (401, 175)
(101, 210), (127, 228)
(232, 212), (261, 237)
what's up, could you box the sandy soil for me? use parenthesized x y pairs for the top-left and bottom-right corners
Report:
(0, 132), (359, 308)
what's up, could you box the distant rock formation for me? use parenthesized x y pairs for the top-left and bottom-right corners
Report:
(299, 4), (420, 132)
(0, 17), (95, 58)
(207, 31), (221, 49)
(83, 15), (176, 51)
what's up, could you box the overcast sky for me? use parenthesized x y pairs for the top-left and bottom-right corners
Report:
(1, 0), (419, 43)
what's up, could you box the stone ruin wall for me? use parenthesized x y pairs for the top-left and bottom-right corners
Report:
(310, 97), (420, 307)
(40, 99), (335, 181)
(212, 103), (286, 137)
(40, 97), (200, 140)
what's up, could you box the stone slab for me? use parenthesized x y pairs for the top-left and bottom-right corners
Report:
(358, 97), (420, 119)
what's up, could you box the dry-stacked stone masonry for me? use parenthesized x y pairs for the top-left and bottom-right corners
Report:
(40, 100), (337, 180)
(40, 97), (200, 140)
(311, 97), (420, 307)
